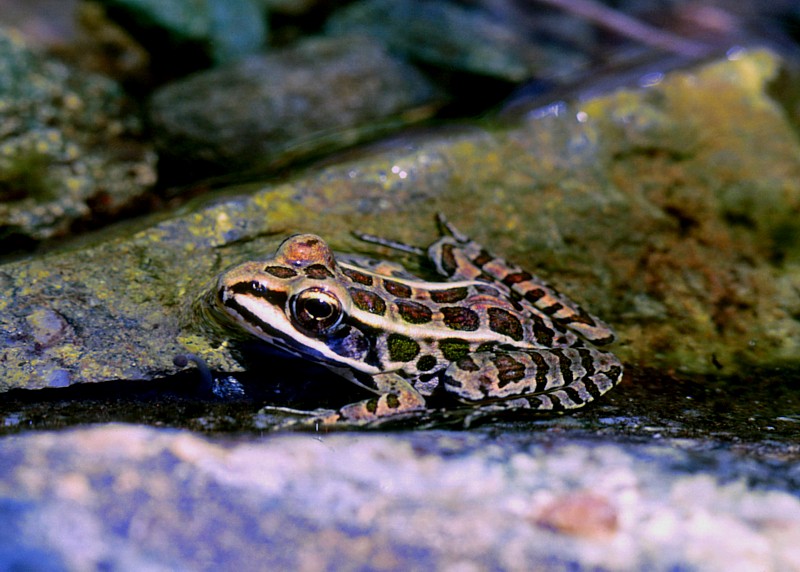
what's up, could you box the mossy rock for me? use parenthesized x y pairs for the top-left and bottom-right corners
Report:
(1, 49), (799, 391)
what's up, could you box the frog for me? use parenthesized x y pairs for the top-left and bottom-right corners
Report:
(212, 214), (623, 424)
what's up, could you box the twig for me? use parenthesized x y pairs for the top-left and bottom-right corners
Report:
(532, 0), (711, 57)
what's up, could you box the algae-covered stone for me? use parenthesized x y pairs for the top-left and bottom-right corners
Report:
(2, 48), (800, 391)
(325, 0), (587, 82)
(148, 35), (442, 175)
(568, 49), (800, 372)
(0, 26), (155, 245)
(0, 126), (475, 390)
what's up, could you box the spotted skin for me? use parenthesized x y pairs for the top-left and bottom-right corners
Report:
(213, 216), (623, 425)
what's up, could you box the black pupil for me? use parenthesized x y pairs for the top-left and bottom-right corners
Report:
(304, 297), (332, 320)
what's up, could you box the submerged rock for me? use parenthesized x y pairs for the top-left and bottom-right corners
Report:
(0, 26), (156, 245)
(148, 35), (443, 176)
(325, 0), (587, 82)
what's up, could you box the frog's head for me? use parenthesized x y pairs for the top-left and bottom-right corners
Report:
(216, 234), (353, 345)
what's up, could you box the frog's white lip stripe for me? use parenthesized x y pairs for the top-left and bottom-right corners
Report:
(222, 291), (382, 378)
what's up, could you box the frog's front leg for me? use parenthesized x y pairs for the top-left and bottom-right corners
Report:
(261, 373), (427, 429)
(443, 347), (623, 411)
(337, 372), (427, 422)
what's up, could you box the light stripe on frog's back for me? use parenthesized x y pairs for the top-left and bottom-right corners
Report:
(338, 270), (581, 348)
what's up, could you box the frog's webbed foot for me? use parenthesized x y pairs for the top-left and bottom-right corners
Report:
(444, 347), (623, 412)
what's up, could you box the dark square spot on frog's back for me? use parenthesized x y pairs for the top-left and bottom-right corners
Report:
(264, 265), (297, 279)
(441, 306), (480, 331)
(350, 288), (387, 315)
(342, 267), (373, 286)
(383, 279), (412, 298)
(304, 264), (335, 279)
(396, 300), (433, 324)
(430, 287), (468, 304)
(488, 307), (524, 341)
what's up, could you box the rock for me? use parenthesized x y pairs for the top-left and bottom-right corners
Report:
(260, 0), (321, 16)
(95, 0), (268, 64)
(148, 35), (443, 176)
(1, 48), (800, 393)
(536, 491), (619, 538)
(24, 308), (72, 349)
(0, 424), (798, 570)
(0, 26), (156, 246)
(325, 0), (587, 82)
(0, 0), (78, 47)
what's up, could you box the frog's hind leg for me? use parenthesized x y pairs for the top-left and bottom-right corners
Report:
(426, 215), (496, 282)
(443, 347), (623, 411)
(354, 213), (464, 254)
(435, 212), (471, 243)
(429, 215), (617, 346)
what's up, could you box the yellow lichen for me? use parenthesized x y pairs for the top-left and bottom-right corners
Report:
(63, 93), (83, 111)
(66, 177), (83, 192)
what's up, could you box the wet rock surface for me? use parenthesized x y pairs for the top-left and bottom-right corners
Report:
(0, 359), (798, 569)
(95, 0), (268, 64)
(1, 364), (798, 459)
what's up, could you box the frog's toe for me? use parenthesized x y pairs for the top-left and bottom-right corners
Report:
(256, 406), (341, 430)
(338, 391), (426, 422)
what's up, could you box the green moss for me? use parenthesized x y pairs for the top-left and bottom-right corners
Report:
(0, 147), (56, 203)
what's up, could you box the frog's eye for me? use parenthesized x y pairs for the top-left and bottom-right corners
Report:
(290, 287), (344, 335)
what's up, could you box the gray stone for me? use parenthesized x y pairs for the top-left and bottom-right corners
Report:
(260, 0), (322, 16)
(148, 34), (442, 174)
(326, 0), (587, 82)
(96, 0), (268, 63)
